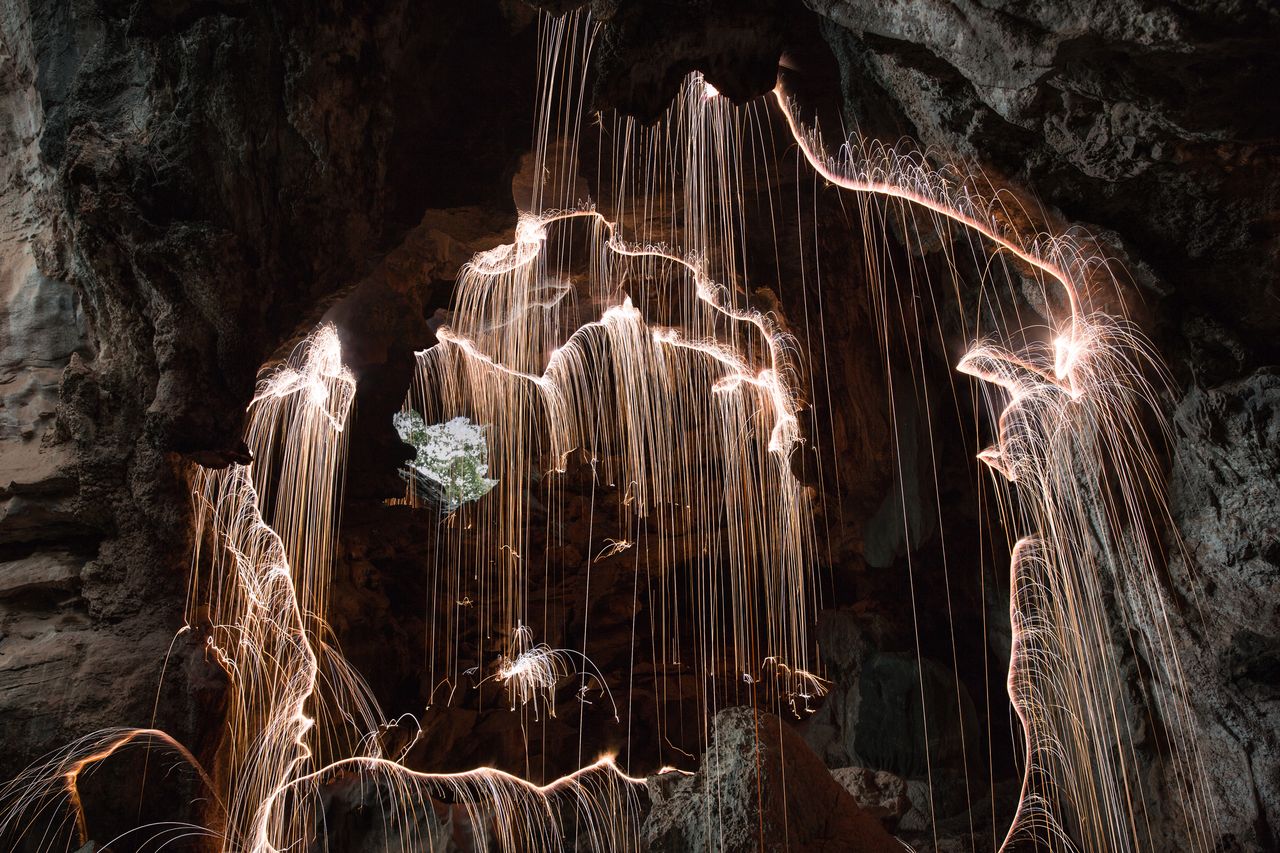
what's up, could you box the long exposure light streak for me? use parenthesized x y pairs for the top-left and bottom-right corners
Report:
(1, 321), (647, 852)
(0, 9), (1213, 853)
(410, 208), (815, 721)
(771, 74), (1212, 853)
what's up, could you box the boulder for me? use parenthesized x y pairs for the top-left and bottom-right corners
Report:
(644, 707), (900, 852)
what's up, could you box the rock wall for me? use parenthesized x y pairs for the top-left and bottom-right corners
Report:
(0, 0), (539, 799)
(800, 2), (1280, 848)
(644, 707), (900, 851)
(1, 0), (200, 789)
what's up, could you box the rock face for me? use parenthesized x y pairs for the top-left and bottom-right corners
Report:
(795, 2), (1280, 848)
(805, 0), (1280, 354)
(545, 0), (828, 122)
(643, 707), (900, 852)
(1, 0), (197, 794)
(828, 767), (911, 828)
(1159, 370), (1280, 851)
(0, 0), (539, 812)
(805, 611), (1005, 851)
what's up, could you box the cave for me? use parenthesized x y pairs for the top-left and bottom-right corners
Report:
(0, 1), (1276, 851)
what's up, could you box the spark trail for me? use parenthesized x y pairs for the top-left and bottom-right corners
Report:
(772, 76), (1214, 853)
(0, 9), (1213, 853)
(0, 325), (646, 853)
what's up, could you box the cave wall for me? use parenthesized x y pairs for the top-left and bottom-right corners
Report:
(0, 0), (537, 787)
(568, 1), (1278, 847)
(799, 2), (1280, 847)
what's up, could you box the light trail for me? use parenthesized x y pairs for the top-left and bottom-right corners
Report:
(0, 9), (1215, 853)
(770, 73), (1212, 853)
(483, 623), (619, 721)
(410, 199), (819, 735)
(1, 322), (647, 852)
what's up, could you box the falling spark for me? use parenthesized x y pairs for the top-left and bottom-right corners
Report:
(1, 10), (1213, 853)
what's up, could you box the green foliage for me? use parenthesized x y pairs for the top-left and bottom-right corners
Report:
(394, 411), (498, 510)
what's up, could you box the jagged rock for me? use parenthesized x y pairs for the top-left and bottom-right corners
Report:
(643, 707), (900, 851)
(0, 0), (544, 812)
(830, 756), (1010, 845)
(0, 551), (81, 600)
(804, 0), (1280, 355)
(829, 766), (910, 828)
(1148, 368), (1280, 850)
(796, 3), (1280, 846)
(805, 610), (979, 788)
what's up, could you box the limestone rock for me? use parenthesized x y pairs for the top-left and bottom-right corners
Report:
(643, 707), (900, 852)
(829, 766), (911, 828)
(0, 550), (81, 599)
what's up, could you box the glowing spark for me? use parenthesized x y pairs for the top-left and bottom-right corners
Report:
(2, 12), (1212, 853)
(593, 539), (633, 562)
(487, 624), (618, 722)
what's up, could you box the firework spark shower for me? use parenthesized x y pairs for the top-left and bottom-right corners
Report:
(1, 4), (1271, 853)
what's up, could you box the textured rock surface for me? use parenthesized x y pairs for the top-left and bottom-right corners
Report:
(805, 0), (1280, 355)
(1, 0), (203, 794)
(0, 0), (540, 816)
(643, 707), (900, 851)
(796, 2), (1280, 848)
(541, 0), (827, 122)
(1156, 369), (1280, 851)
(828, 766), (911, 828)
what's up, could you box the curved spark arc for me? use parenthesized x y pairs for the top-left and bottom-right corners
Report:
(410, 186), (821, 733)
(425, 209), (804, 453)
(197, 325), (645, 853)
(771, 78), (1211, 852)
(481, 622), (620, 721)
(772, 87), (1088, 394)
(0, 728), (224, 851)
(414, 211), (819, 722)
(0, 11), (1216, 853)
(0, 320), (647, 853)
(273, 753), (646, 852)
(404, 29), (832, 758)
